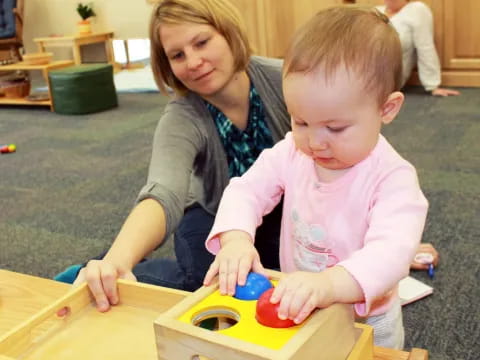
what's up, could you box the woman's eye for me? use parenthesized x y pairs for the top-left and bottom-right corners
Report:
(171, 52), (184, 60)
(197, 39), (209, 47)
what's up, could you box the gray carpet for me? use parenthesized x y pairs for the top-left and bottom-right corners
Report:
(0, 88), (479, 359)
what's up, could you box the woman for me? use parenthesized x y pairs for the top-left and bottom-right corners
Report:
(70, 0), (290, 312)
(377, 0), (459, 96)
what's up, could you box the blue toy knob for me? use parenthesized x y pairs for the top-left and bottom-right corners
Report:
(234, 272), (273, 300)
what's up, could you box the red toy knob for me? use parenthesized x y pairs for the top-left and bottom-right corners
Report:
(255, 288), (296, 328)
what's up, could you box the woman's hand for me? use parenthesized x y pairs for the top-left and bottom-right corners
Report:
(411, 242), (439, 270)
(432, 87), (460, 96)
(73, 260), (137, 312)
(203, 230), (266, 296)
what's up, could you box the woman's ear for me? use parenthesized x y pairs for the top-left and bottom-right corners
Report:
(380, 91), (404, 125)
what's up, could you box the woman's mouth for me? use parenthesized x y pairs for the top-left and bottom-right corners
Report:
(194, 70), (214, 81)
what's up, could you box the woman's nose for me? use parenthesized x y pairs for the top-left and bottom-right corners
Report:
(186, 52), (203, 70)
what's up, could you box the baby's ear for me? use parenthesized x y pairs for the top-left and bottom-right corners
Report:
(380, 91), (404, 125)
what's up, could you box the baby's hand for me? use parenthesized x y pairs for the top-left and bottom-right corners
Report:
(203, 230), (266, 296)
(270, 271), (333, 324)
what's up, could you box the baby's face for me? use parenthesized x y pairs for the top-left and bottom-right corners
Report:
(283, 66), (386, 171)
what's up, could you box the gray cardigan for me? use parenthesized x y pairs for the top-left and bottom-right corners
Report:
(137, 56), (291, 240)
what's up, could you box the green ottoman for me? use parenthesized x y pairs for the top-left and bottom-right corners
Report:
(49, 64), (118, 115)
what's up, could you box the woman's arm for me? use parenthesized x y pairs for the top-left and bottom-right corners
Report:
(103, 198), (167, 270)
(412, 3), (459, 96)
(75, 198), (167, 312)
(76, 101), (204, 311)
(411, 3), (441, 92)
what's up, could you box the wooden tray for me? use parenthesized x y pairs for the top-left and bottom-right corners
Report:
(0, 277), (374, 360)
(0, 280), (188, 360)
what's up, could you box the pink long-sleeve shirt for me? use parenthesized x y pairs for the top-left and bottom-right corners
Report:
(206, 132), (428, 317)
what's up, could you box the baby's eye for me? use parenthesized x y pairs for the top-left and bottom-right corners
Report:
(327, 126), (346, 133)
(294, 119), (307, 127)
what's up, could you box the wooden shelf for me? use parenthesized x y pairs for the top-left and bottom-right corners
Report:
(0, 60), (74, 111)
(0, 96), (50, 106)
(0, 60), (74, 71)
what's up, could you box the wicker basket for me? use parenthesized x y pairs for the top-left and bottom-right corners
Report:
(1, 79), (31, 98)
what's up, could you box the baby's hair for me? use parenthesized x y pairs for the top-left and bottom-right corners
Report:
(283, 6), (403, 105)
(150, 0), (251, 96)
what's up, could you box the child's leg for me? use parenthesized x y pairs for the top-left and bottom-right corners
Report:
(365, 297), (405, 350)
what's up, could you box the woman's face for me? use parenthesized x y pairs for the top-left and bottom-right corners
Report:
(160, 22), (236, 97)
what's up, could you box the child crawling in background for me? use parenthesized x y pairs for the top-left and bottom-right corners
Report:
(203, 6), (428, 349)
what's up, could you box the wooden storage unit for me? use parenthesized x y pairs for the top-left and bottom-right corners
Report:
(440, 0), (480, 86)
(235, 0), (344, 58)
(0, 60), (73, 110)
(239, 0), (480, 86)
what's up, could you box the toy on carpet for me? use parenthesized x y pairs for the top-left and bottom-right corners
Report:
(0, 144), (16, 154)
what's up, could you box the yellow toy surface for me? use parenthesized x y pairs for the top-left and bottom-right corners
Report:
(178, 282), (303, 350)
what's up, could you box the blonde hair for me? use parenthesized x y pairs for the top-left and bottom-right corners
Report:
(283, 6), (403, 105)
(149, 0), (251, 96)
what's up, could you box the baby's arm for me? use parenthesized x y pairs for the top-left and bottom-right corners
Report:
(270, 267), (363, 324)
(203, 230), (266, 295)
(204, 135), (295, 291)
(339, 164), (428, 315)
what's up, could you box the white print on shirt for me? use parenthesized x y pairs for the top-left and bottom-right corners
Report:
(291, 209), (338, 272)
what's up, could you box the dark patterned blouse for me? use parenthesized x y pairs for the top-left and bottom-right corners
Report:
(205, 84), (274, 177)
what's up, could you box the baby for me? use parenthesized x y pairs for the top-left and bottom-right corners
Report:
(204, 6), (428, 349)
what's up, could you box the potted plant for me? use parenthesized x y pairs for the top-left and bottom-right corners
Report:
(76, 3), (96, 34)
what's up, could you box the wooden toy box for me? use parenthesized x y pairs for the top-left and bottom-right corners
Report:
(0, 277), (373, 359)
(154, 270), (373, 360)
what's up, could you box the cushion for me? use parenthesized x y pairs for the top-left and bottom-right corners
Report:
(49, 64), (118, 115)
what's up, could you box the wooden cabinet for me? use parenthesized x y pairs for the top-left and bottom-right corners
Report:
(236, 0), (343, 58)
(237, 0), (480, 86)
(441, 0), (480, 86)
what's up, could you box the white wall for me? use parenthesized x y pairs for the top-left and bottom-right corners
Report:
(23, 0), (153, 58)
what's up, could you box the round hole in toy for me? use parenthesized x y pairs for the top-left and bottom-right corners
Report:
(191, 307), (240, 331)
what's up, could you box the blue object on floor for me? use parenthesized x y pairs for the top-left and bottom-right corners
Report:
(54, 264), (82, 284)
